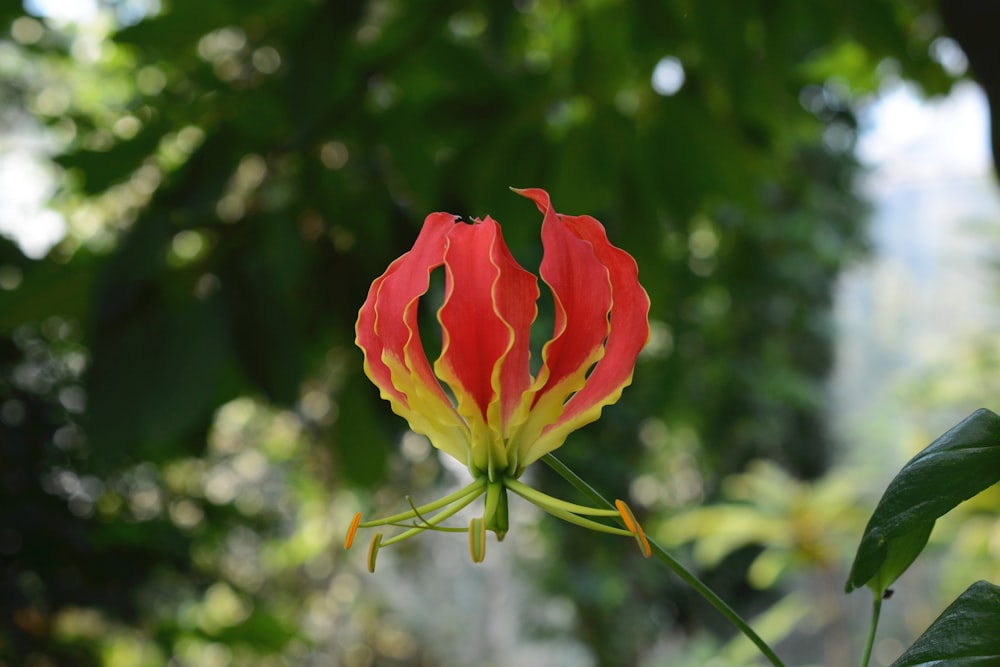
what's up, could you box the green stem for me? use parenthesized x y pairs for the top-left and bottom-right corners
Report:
(860, 593), (882, 667)
(542, 454), (787, 667)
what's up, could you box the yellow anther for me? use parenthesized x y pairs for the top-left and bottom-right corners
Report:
(469, 517), (487, 563)
(345, 512), (363, 550)
(367, 533), (383, 573)
(615, 499), (652, 558)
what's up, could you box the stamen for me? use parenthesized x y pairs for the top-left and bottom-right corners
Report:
(405, 495), (465, 531)
(615, 499), (652, 558)
(504, 478), (621, 517)
(635, 522), (652, 558)
(345, 512), (363, 550)
(367, 533), (383, 573)
(379, 483), (486, 548)
(383, 519), (467, 533)
(529, 500), (634, 536)
(469, 517), (487, 563)
(378, 499), (468, 532)
(507, 481), (633, 536)
(615, 499), (638, 533)
(357, 478), (487, 528)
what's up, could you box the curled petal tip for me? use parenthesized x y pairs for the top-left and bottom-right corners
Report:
(510, 186), (551, 213)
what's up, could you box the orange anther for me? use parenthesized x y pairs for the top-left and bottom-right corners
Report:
(615, 499), (638, 532)
(345, 512), (363, 550)
(615, 499), (652, 558)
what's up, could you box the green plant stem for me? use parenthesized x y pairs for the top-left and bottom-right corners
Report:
(860, 594), (883, 667)
(542, 454), (787, 667)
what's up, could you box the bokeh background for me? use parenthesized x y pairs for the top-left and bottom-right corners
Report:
(1, 1), (999, 666)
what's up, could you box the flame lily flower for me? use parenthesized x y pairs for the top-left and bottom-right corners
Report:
(348, 188), (651, 570)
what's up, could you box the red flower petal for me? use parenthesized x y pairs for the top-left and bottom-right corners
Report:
(509, 189), (612, 464)
(512, 188), (650, 465)
(355, 212), (471, 463)
(435, 217), (538, 474)
(544, 212), (650, 431)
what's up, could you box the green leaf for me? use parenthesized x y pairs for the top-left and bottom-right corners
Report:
(0, 255), (96, 333)
(113, 1), (240, 53)
(891, 580), (1000, 667)
(332, 380), (388, 486)
(845, 409), (1000, 594)
(220, 217), (304, 405)
(86, 294), (232, 463)
(864, 521), (933, 597)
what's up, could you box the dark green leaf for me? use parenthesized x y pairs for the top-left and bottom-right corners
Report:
(333, 380), (388, 486)
(891, 580), (1000, 667)
(113, 1), (240, 52)
(0, 7), (26, 32)
(221, 218), (304, 405)
(846, 409), (1000, 593)
(865, 521), (933, 597)
(86, 294), (232, 462)
(0, 257), (96, 333)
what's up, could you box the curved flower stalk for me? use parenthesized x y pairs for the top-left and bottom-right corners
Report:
(348, 187), (651, 571)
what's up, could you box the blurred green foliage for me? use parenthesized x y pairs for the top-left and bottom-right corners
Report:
(0, 0), (962, 665)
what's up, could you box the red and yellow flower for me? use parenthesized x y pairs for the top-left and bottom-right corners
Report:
(347, 188), (651, 570)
